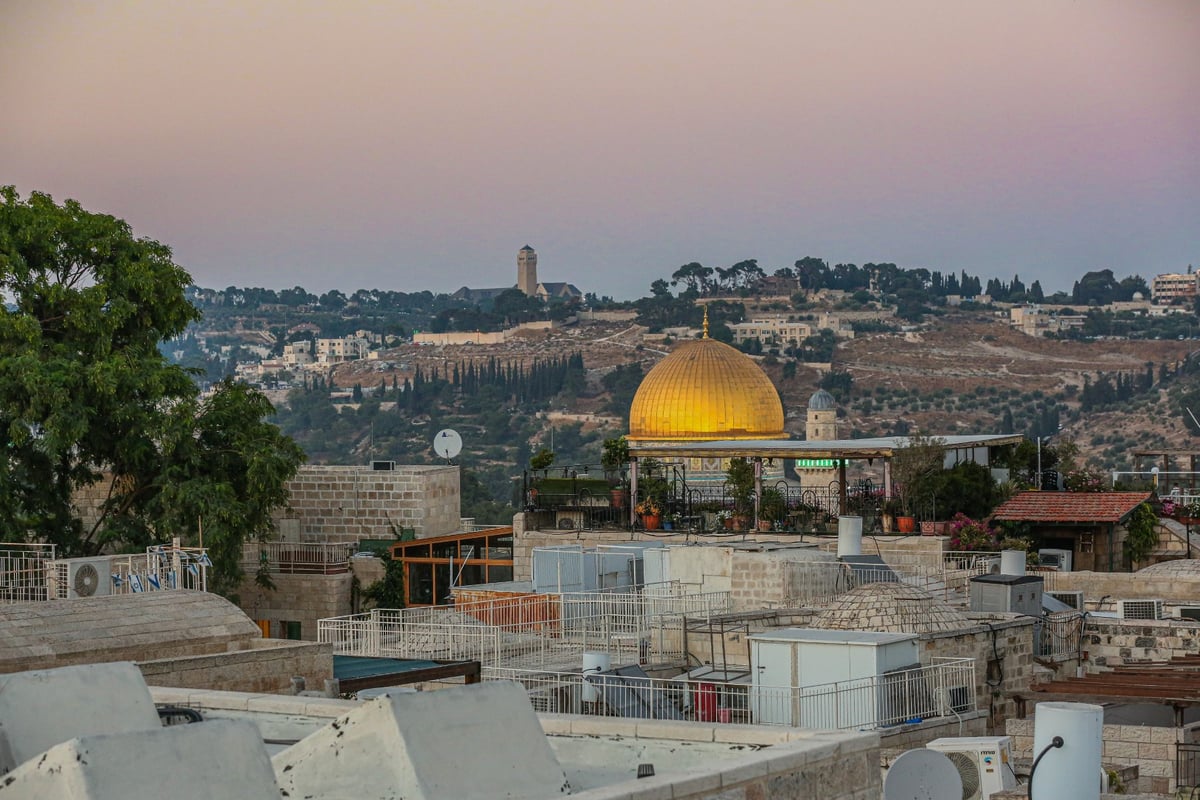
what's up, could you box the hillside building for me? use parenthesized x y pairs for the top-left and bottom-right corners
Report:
(1152, 271), (1198, 303)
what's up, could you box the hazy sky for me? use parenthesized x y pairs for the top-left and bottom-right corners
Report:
(2, 1), (1197, 299)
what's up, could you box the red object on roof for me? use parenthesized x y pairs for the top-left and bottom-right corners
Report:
(990, 491), (1151, 524)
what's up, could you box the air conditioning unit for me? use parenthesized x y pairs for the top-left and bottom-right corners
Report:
(371, 460), (396, 471)
(926, 737), (1016, 800)
(1047, 590), (1084, 610)
(1037, 548), (1073, 572)
(1178, 606), (1200, 622)
(1119, 599), (1164, 620)
(46, 558), (113, 599)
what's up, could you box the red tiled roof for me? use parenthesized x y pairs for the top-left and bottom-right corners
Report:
(990, 491), (1151, 524)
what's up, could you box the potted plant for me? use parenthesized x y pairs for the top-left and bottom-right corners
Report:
(760, 487), (787, 531)
(889, 433), (945, 533)
(635, 497), (662, 530)
(725, 457), (756, 529)
(600, 437), (630, 508)
(881, 498), (902, 533)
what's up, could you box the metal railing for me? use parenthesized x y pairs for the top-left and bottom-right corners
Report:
(319, 585), (733, 669)
(108, 544), (210, 594)
(240, 541), (356, 575)
(1035, 612), (1086, 659)
(0, 543), (56, 604)
(482, 657), (976, 730)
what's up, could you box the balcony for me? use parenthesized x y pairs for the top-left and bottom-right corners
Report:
(241, 541), (357, 575)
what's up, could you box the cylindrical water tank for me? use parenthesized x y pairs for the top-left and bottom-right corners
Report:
(837, 516), (863, 557)
(1000, 549), (1026, 576)
(582, 652), (611, 703)
(1032, 702), (1102, 800)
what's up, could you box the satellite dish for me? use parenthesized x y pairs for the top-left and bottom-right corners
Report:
(433, 429), (463, 461)
(882, 749), (962, 800)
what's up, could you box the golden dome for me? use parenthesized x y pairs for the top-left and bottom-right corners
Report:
(627, 336), (786, 441)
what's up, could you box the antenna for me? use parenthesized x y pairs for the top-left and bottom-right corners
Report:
(882, 749), (961, 800)
(433, 428), (463, 462)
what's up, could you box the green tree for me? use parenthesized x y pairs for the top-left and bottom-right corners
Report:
(0, 187), (304, 595)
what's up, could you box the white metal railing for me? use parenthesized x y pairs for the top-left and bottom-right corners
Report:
(0, 543), (56, 603)
(44, 542), (209, 599)
(319, 586), (733, 668)
(240, 541), (356, 575)
(770, 558), (981, 613)
(482, 657), (976, 730)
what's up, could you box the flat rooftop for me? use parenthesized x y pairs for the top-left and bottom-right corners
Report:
(149, 686), (878, 798)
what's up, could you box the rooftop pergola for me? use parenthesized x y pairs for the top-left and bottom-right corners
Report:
(625, 433), (1025, 524)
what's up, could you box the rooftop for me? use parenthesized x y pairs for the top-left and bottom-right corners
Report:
(990, 491), (1151, 524)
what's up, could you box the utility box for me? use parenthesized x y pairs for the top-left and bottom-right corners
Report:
(748, 628), (919, 728)
(969, 574), (1044, 616)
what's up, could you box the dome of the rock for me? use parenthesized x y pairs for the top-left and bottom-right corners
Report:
(627, 336), (786, 442)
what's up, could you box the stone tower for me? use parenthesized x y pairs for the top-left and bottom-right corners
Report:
(517, 245), (538, 297)
(806, 389), (838, 441)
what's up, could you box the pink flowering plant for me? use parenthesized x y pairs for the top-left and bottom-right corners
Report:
(948, 513), (998, 551)
(1062, 468), (1107, 493)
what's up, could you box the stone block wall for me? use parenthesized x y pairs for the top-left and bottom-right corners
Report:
(729, 551), (838, 611)
(1006, 716), (1200, 794)
(236, 572), (355, 641)
(138, 639), (334, 694)
(922, 615), (1037, 730)
(1047, 569), (1200, 606)
(1084, 617), (1200, 668)
(277, 464), (459, 544)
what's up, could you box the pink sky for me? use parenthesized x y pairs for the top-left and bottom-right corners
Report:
(2, 0), (1196, 298)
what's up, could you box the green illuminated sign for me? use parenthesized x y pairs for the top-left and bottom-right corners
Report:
(795, 459), (836, 468)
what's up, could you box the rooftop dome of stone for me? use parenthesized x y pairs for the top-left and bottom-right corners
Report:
(812, 581), (969, 634)
(627, 336), (785, 442)
(807, 389), (837, 410)
(1136, 559), (1200, 577)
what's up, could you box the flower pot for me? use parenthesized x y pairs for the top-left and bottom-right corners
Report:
(611, 488), (629, 508)
(642, 513), (662, 531)
(896, 516), (916, 533)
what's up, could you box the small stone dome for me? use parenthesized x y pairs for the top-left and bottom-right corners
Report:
(627, 337), (786, 441)
(1137, 559), (1200, 577)
(812, 581), (969, 634)
(807, 389), (837, 411)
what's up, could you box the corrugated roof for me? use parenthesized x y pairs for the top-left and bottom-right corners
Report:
(990, 491), (1151, 523)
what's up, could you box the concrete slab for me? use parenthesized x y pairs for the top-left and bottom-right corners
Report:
(0, 719), (278, 799)
(272, 680), (570, 799)
(0, 662), (160, 774)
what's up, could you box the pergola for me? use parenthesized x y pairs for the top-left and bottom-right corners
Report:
(626, 434), (1024, 526)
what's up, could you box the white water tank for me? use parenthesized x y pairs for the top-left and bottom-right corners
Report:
(1000, 549), (1026, 576)
(837, 516), (863, 557)
(582, 652), (611, 703)
(1032, 702), (1102, 800)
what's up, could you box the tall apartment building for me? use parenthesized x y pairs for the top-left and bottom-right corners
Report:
(1152, 272), (1198, 304)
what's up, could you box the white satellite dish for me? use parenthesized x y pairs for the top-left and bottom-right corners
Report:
(433, 428), (463, 461)
(882, 749), (962, 800)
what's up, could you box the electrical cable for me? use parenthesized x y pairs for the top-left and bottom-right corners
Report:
(1026, 735), (1064, 800)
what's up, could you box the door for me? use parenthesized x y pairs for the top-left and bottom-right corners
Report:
(751, 640), (796, 725)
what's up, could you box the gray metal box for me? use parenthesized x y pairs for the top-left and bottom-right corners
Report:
(969, 574), (1044, 616)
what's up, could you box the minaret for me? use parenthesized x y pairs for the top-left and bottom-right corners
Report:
(517, 245), (538, 297)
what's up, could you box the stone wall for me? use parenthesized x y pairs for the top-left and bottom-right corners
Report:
(922, 615), (1039, 731)
(1083, 617), (1200, 668)
(1046, 570), (1200, 606)
(1006, 716), (1200, 794)
(138, 639), (333, 694)
(277, 464), (459, 544)
(236, 571), (355, 641)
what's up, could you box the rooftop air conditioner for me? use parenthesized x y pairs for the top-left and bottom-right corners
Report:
(1119, 599), (1164, 620)
(1178, 606), (1200, 622)
(47, 558), (113, 599)
(926, 737), (1016, 800)
(1047, 590), (1084, 610)
(1037, 548), (1073, 572)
